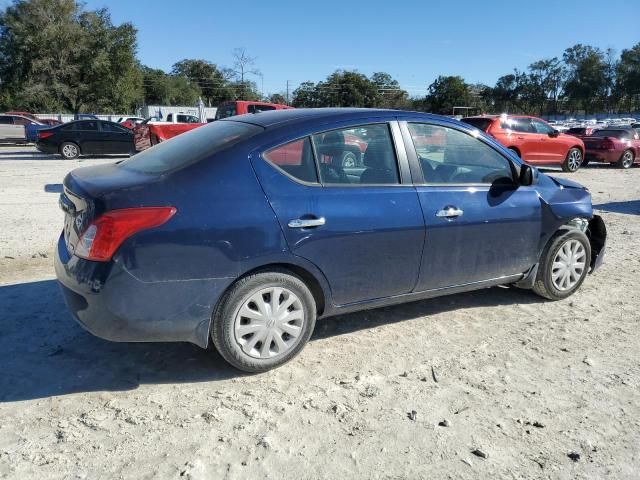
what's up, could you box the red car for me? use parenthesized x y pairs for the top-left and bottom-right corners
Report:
(5, 111), (62, 126)
(582, 128), (640, 169)
(462, 115), (585, 172)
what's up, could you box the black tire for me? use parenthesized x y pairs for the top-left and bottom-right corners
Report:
(60, 141), (80, 159)
(211, 269), (317, 373)
(616, 149), (635, 169)
(562, 148), (582, 172)
(532, 228), (591, 301)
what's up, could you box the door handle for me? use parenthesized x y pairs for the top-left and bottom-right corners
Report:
(436, 206), (464, 218)
(288, 217), (326, 228)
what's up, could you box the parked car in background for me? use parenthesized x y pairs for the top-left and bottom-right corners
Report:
(0, 113), (45, 143)
(74, 114), (100, 121)
(582, 128), (640, 169)
(36, 120), (134, 159)
(462, 114), (585, 172)
(214, 100), (293, 120)
(118, 116), (145, 130)
(55, 108), (606, 373)
(133, 113), (204, 151)
(566, 127), (598, 137)
(5, 111), (62, 126)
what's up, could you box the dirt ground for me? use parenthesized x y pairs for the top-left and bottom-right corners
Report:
(1, 146), (639, 479)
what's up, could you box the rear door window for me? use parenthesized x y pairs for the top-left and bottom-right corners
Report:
(311, 124), (399, 185)
(263, 138), (318, 184)
(0, 116), (13, 125)
(501, 117), (534, 133)
(78, 121), (98, 131)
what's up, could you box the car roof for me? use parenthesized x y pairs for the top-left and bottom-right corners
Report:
(222, 107), (452, 129)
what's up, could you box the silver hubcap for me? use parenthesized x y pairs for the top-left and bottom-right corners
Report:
(552, 239), (586, 291)
(623, 151), (633, 168)
(62, 144), (77, 158)
(567, 150), (581, 171)
(234, 287), (305, 359)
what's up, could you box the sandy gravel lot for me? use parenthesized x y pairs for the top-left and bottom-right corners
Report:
(1, 146), (639, 479)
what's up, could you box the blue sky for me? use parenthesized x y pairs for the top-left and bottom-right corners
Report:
(55, 0), (640, 96)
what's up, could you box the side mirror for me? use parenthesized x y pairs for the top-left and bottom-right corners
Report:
(519, 164), (538, 186)
(548, 130), (560, 138)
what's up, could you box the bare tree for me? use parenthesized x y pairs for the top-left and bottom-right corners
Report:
(231, 47), (260, 85)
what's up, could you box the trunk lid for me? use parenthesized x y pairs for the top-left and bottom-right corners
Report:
(59, 162), (156, 256)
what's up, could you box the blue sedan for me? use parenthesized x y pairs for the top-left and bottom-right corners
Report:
(55, 109), (606, 372)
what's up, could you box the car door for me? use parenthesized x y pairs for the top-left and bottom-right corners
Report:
(509, 117), (547, 161)
(251, 121), (425, 306)
(530, 118), (564, 161)
(402, 120), (542, 291)
(99, 121), (133, 153)
(74, 120), (102, 153)
(0, 115), (25, 141)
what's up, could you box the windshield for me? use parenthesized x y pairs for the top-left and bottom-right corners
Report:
(120, 120), (262, 174)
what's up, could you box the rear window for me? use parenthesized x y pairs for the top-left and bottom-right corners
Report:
(215, 104), (237, 120)
(248, 104), (276, 114)
(461, 118), (492, 132)
(120, 120), (262, 174)
(567, 128), (586, 135)
(592, 130), (631, 139)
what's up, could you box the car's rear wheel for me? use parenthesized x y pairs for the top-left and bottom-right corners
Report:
(211, 269), (317, 373)
(532, 229), (591, 300)
(60, 142), (80, 159)
(562, 148), (582, 172)
(616, 149), (634, 169)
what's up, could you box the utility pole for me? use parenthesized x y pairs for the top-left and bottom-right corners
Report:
(286, 80), (290, 105)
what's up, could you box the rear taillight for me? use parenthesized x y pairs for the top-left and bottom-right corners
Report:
(601, 138), (614, 150)
(75, 207), (176, 262)
(38, 131), (54, 139)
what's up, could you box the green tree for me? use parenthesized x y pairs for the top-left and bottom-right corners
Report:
(370, 72), (409, 109)
(171, 59), (228, 105)
(292, 81), (321, 107)
(141, 66), (200, 105)
(562, 44), (609, 113)
(0, 0), (142, 113)
(615, 42), (640, 112)
(424, 75), (470, 114)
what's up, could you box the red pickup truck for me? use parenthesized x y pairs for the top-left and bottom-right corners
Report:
(135, 101), (292, 151)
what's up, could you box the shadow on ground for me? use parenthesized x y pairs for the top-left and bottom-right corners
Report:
(0, 278), (541, 403)
(594, 199), (640, 216)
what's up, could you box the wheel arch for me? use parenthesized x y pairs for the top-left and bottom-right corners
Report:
(59, 140), (81, 154)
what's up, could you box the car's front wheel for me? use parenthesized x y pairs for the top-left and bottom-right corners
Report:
(533, 229), (591, 300)
(60, 142), (80, 159)
(211, 269), (317, 372)
(562, 148), (582, 172)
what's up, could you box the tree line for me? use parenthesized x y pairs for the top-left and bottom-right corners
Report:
(293, 43), (640, 115)
(1, 0), (638, 116)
